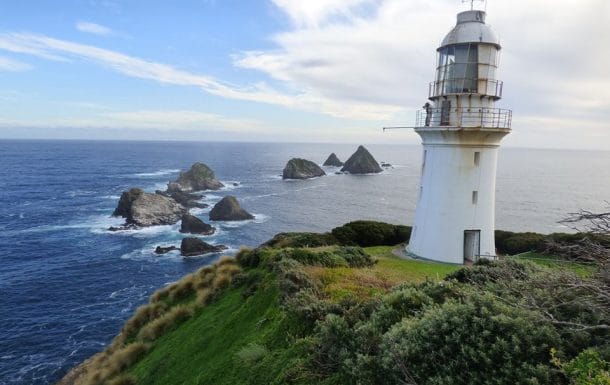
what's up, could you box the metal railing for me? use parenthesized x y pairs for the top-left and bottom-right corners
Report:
(416, 107), (512, 129)
(429, 78), (503, 99)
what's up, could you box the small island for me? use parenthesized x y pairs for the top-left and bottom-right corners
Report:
(323, 153), (344, 167)
(282, 158), (326, 180)
(209, 196), (254, 221)
(111, 188), (186, 228)
(341, 145), (383, 174)
(168, 162), (224, 192)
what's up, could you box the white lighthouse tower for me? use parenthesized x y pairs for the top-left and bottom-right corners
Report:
(407, 2), (512, 264)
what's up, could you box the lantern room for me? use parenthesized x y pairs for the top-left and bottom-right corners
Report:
(430, 10), (503, 100)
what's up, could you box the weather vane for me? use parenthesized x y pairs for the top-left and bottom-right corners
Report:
(462, 0), (486, 10)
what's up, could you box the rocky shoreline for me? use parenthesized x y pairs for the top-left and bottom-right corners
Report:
(109, 162), (252, 257)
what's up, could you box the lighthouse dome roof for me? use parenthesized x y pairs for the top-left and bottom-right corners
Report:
(440, 10), (500, 49)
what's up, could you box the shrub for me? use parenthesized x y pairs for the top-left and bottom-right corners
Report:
(494, 231), (546, 255)
(235, 247), (259, 268)
(334, 246), (375, 267)
(446, 258), (540, 285)
(331, 221), (411, 247)
(236, 343), (269, 367)
(275, 259), (319, 298)
(285, 288), (341, 327)
(380, 292), (561, 385)
(553, 348), (610, 385)
(278, 248), (347, 267)
(263, 232), (339, 249)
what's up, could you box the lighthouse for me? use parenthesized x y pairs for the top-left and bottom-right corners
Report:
(407, 3), (512, 264)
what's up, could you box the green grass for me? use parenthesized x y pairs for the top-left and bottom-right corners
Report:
(128, 274), (308, 385)
(304, 246), (460, 301)
(510, 251), (594, 277)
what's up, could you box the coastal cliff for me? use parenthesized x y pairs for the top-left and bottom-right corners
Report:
(58, 223), (609, 385)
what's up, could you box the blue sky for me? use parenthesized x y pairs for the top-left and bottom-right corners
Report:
(0, 0), (609, 149)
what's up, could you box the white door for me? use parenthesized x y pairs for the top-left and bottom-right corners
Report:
(464, 230), (481, 262)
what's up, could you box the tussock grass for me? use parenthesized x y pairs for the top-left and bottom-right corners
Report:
(168, 274), (195, 302)
(107, 374), (137, 385)
(82, 343), (150, 385)
(118, 302), (169, 343)
(137, 305), (195, 342)
(70, 257), (241, 385)
(195, 288), (213, 306)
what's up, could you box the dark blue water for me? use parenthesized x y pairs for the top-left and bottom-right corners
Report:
(0, 140), (608, 385)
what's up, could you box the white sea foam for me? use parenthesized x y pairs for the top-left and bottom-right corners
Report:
(133, 169), (180, 178)
(217, 213), (269, 228)
(220, 181), (243, 191)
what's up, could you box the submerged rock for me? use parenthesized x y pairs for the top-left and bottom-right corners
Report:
(282, 158), (326, 180)
(180, 237), (227, 257)
(381, 162), (393, 168)
(323, 153), (344, 167)
(341, 145), (383, 174)
(209, 196), (254, 221)
(168, 162), (224, 192)
(112, 188), (186, 227)
(180, 213), (215, 235)
(155, 245), (178, 255)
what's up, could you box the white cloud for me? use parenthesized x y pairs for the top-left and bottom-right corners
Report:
(0, 32), (397, 120)
(0, 55), (31, 71)
(76, 21), (113, 36)
(271, 0), (375, 27)
(237, 0), (610, 148)
(0, 109), (263, 132)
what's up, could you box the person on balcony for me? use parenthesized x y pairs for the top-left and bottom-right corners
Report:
(423, 102), (432, 126)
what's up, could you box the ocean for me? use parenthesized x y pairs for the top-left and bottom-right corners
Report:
(0, 140), (608, 384)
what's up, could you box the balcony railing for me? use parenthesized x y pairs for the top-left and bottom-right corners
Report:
(429, 78), (503, 99)
(416, 107), (512, 129)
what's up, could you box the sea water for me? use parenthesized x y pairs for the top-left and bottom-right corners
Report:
(0, 140), (608, 384)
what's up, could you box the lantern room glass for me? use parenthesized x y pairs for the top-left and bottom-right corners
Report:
(436, 43), (499, 95)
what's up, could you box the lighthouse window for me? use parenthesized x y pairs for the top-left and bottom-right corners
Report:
(472, 191), (479, 204)
(474, 152), (481, 166)
(437, 43), (478, 94)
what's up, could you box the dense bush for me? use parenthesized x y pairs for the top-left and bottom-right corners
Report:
(331, 221), (411, 247)
(494, 230), (610, 256)
(278, 248), (348, 268)
(495, 231), (547, 254)
(262, 232), (339, 249)
(380, 292), (561, 385)
(446, 258), (540, 285)
(334, 246), (375, 267)
(554, 348), (610, 385)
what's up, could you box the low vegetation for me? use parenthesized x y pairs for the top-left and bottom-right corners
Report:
(61, 219), (609, 385)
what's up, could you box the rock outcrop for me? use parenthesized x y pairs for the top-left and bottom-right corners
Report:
(209, 196), (254, 221)
(282, 158), (326, 180)
(180, 214), (215, 235)
(112, 188), (186, 227)
(341, 146), (383, 174)
(168, 162), (224, 192)
(155, 245), (178, 255)
(180, 237), (227, 257)
(156, 190), (208, 209)
(323, 153), (344, 167)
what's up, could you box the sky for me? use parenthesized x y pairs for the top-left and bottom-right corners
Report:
(0, 0), (608, 149)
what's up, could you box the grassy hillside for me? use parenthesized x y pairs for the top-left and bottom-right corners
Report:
(59, 223), (609, 385)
